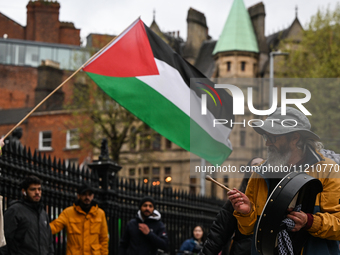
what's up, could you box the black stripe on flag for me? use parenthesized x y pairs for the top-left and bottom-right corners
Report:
(144, 23), (234, 124)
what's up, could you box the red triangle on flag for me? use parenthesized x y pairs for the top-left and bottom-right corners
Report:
(83, 19), (159, 77)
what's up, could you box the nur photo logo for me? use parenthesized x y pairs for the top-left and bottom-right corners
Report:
(197, 82), (222, 115)
(199, 83), (312, 129)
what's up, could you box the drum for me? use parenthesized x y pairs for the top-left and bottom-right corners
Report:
(255, 171), (323, 255)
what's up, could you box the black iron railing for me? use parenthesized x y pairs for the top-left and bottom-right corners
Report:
(0, 143), (224, 255)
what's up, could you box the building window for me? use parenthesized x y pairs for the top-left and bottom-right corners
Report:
(140, 126), (151, 150)
(129, 126), (137, 151)
(241, 61), (246, 71)
(65, 158), (79, 168)
(152, 167), (160, 175)
(66, 129), (80, 149)
(164, 167), (171, 175)
(240, 131), (246, 146)
(152, 134), (161, 150)
(129, 168), (135, 176)
(39, 131), (52, 151)
(165, 139), (172, 149)
(143, 167), (150, 175)
(227, 61), (231, 71)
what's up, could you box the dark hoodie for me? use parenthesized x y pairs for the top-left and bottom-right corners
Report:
(0, 199), (54, 255)
(118, 209), (169, 255)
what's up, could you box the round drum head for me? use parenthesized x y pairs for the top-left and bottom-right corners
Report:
(255, 172), (322, 255)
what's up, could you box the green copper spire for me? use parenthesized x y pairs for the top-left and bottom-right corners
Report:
(213, 0), (259, 55)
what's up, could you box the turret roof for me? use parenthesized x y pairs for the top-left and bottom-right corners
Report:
(213, 0), (259, 55)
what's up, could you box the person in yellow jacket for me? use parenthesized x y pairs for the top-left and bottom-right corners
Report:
(228, 107), (340, 255)
(50, 183), (109, 255)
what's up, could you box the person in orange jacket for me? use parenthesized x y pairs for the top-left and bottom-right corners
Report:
(50, 183), (109, 255)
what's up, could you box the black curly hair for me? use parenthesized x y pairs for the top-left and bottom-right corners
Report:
(21, 175), (42, 190)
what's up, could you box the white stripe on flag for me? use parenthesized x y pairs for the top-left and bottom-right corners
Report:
(137, 59), (232, 149)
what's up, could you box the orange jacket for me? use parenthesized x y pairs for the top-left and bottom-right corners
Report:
(50, 203), (108, 255)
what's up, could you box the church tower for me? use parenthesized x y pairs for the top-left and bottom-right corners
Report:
(213, 0), (259, 78)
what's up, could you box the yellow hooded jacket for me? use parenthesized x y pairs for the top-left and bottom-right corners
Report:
(50, 203), (108, 255)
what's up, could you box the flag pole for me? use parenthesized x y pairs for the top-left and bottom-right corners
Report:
(3, 17), (141, 140)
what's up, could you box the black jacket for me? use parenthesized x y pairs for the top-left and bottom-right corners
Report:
(201, 178), (252, 255)
(0, 199), (54, 255)
(118, 210), (169, 255)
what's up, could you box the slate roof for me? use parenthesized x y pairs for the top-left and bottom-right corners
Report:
(266, 17), (302, 51)
(194, 40), (217, 78)
(0, 108), (32, 125)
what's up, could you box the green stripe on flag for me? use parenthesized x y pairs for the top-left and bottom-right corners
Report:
(85, 72), (231, 165)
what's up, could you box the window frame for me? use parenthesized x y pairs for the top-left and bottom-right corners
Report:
(39, 131), (52, 151)
(227, 61), (231, 71)
(66, 129), (80, 149)
(241, 61), (246, 71)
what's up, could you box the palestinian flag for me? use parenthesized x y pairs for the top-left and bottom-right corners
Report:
(83, 18), (234, 165)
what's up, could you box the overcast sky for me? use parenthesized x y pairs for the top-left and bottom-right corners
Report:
(1, 0), (339, 45)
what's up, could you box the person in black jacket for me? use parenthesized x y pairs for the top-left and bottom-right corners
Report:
(201, 157), (263, 255)
(118, 196), (169, 255)
(0, 175), (54, 255)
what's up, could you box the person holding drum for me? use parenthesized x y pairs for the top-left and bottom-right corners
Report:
(228, 107), (340, 255)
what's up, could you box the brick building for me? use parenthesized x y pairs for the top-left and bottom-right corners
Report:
(0, 1), (80, 45)
(0, 0), (90, 166)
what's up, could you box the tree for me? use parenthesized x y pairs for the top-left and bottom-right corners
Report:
(66, 74), (143, 164)
(277, 4), (340, 151)
(279, 4), (340, 78)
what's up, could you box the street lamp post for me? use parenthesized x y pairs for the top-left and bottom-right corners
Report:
(200, 158), (206, 196)
(269, 51), (289, 107)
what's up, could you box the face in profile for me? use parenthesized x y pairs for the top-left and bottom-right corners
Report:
(193, 226), (203, 241)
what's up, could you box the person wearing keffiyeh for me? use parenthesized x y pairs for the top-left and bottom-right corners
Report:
(228, 107), (340, 255)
